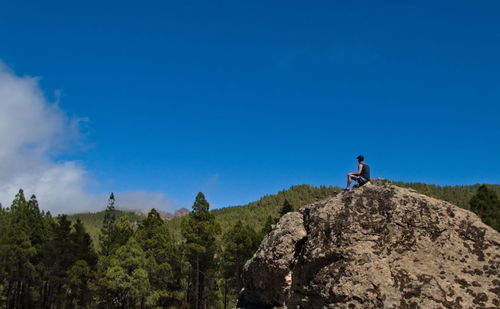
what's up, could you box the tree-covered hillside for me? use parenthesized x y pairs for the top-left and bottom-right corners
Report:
(167, 182), (500, 241)
(392, 181), (500, 209)
(163, 184), (341, 241)
(212, 184), (340, 233)
(1, 182), (498, 308)
(68, 210), (145, 244)
(69, 182), (500, 244)
(67, 185), (341, 243)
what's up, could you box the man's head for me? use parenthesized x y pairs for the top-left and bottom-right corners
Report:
(357, 155), (364, 162)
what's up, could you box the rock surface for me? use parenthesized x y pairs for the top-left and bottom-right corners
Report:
(237, 183), (500, 309)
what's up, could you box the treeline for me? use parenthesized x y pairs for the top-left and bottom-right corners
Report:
(71, 182), (499, 244)
(160, 184), (340, 243)
(0, 190), (253, 309)
(212, 184), (340, 234)
(393, 182), (499, 231)
(1, 182), (498, 308)
(0, 185), (337, 309)
(392, 181), (500, 209)
(0, 190), (97, 309)
(67, 210), (144, 246)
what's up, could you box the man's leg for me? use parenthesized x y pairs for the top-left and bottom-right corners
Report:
(346, 174), (354, 189)
(357, 176), (367, 187)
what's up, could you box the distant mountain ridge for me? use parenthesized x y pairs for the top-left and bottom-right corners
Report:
(131, 207), (190, 219)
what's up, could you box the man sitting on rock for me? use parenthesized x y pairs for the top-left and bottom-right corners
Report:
(345, 155), (370, 191)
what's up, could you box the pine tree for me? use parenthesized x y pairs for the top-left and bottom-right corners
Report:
(99, 193), (118, 256)
(50, 215), (78, 308)
(136, 209), (187, 308)
(66, 260), (95, 308)
(279, 199), (293, 217)
(57, 218), (97, 308)
(71, 218), (98, 267)
(470, 185), (500, 231)
(113, 216), (134, 249)
(181, 192), (221, 309)
(0, 190), (47, 309)
(0, 205), (6, 304)
(221, 221), (259, 308)
(260, 215), (278, 239)
(97, 238), (150, 309)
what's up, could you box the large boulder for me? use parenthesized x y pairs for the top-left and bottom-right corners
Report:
(238, 212), (307, 308)
(237, 183), (500, 309)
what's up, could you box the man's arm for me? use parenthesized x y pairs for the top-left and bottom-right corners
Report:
(348, 164), (363, 176)
(354, 164), (363, 176)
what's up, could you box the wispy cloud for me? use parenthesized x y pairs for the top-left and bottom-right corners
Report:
(114, 191), (178, 212)
(0, 62), (177, 214)
(203, 173), (220, 192)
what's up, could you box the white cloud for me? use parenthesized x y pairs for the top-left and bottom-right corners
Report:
(0, 62), (176, 215)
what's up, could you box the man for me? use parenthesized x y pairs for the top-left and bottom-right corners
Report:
(345, 155), (370, 191)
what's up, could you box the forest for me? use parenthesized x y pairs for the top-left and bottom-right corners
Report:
(0, 182), (498, 309)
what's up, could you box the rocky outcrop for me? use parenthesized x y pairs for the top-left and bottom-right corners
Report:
(237, 183), (500, 309)
(174, 208), (190, 218)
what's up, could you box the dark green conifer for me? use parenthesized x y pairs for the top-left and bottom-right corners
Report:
(1, 189), (38, 308)
(99, 193), (118, 256)
(260, 215), (277, 238)
(71, 218), (98, 267)
(470, 185), (500, 231)
(221, 220), (259, 307)
(97, 237), (149, 308)
(181, 192), (221, 309)
(136, 208), (187, 307)
(279, 199), (293, 217)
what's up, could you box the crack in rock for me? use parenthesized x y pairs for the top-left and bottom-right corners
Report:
(237, 183), (500, 309)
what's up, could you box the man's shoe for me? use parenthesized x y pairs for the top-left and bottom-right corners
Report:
(344, 188), (351, 192)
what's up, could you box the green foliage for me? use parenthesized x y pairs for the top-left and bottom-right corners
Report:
(192, 192), (210, 214)
(2, 182), (499, 308)
(392, 181), (500, 231)
(220, 220), (259, 307)
(211, 184), (341, 237)
(113, 216), (135, 248)
(66, 260), (95, 308)
(260, 215), (278, 239)
(470, 185), (500, 231)
(279, 199), (294, 217)
(136, 208), (188, 308)
(71, 219), (98, 268)
(0, 190), (39, 308)
(392, 182), (500, 210)
(68, 209), (143, 246)
(96, 238), (150, 308)
(0, 189), (97, 309)
(181, 192), (221, 309)
(99, 193), (118, 256)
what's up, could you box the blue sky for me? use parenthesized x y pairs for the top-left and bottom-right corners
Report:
(0, 0), (499, 212)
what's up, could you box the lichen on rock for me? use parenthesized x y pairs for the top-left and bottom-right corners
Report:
(237, 183), (500, 309)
